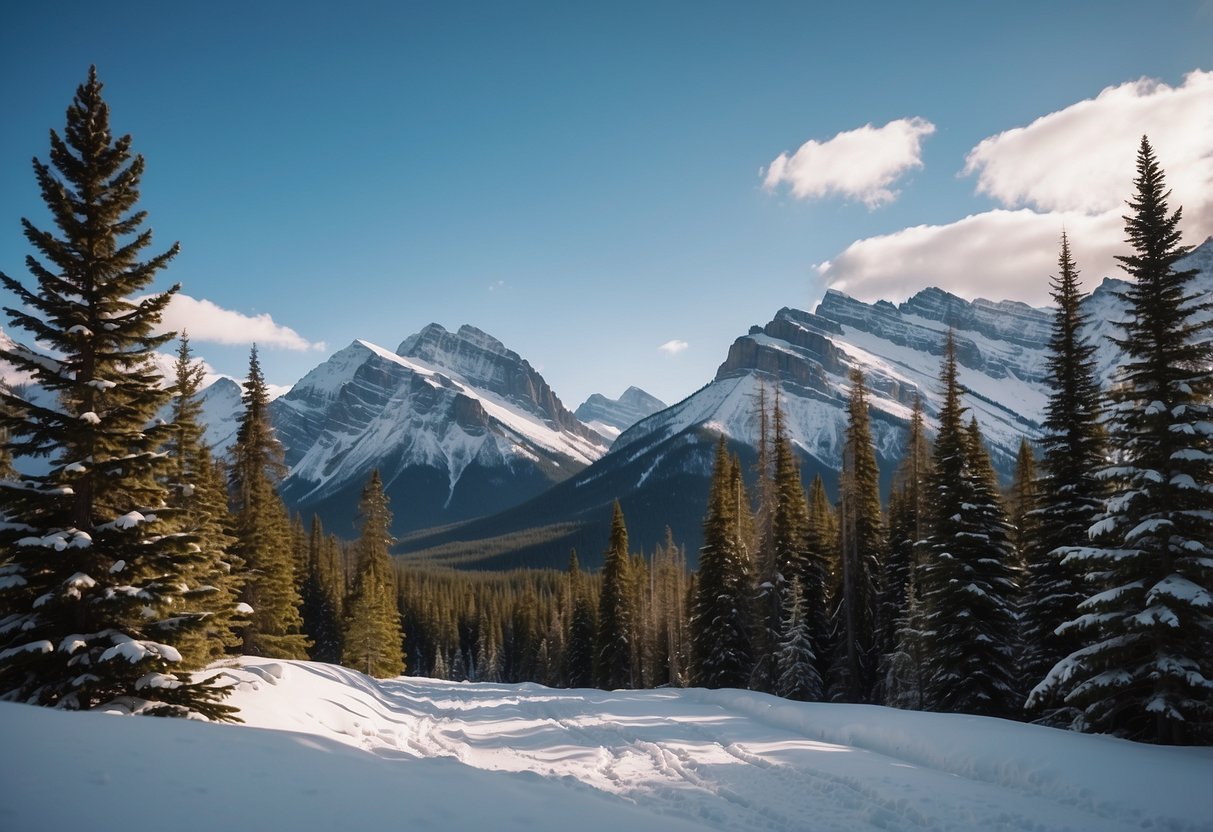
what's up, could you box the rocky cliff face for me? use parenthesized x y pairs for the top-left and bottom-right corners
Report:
(575, 387), (667, 442)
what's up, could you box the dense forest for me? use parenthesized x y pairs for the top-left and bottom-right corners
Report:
(1, 69), (1209, 746)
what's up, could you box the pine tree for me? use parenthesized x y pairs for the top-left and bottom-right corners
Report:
(342, 470), (404, 677)
(690, 437), (754, 688)
(919, 335), (1021, 717)
(301, 515), (344, 663)
(0, 69), (234, 719)
(878, 394), (931, 701)
(1022, 234), (1107, 718)
(776, 575), (822, 701)
(1032, 138), (1213, 744)
(229, 346), (309, 659)
(162, 335), (244, 666)
(1008, 438), (1039, 574)
(802, 473), (835, 687)
(595, 501), (633, 689)
(754, 390), (807, 693)
(828, 368), (883, 703)
(565, 551), (597, 688)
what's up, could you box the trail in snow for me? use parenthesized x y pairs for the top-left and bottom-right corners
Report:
(221, 659), (1212, 832)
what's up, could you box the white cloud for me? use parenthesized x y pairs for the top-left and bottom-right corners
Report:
(763, 118), (936, 208)
(152, 294), (326, 352)
(820, 71), (1213, 304)
(817, 209), (1123, 306)
(658, 339), (689, 356)
(963, 70), (1213, 224)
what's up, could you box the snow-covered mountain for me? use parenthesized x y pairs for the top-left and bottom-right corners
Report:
(272, 324), (608, 537)
(575, 386), (667, 443)
(402, 238), (1213, 568)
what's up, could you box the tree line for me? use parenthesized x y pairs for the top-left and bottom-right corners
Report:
(0, 70), (1208, 746)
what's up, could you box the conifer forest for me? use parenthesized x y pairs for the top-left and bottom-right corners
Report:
(1, 66), (1210, 756)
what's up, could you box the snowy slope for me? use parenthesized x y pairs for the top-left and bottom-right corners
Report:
(4, 658), (1209, 832)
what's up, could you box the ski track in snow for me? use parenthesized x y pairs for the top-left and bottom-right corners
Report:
(223, 659), (1213, 832)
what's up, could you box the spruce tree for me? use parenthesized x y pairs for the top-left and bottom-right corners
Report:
(595, 501), (633, 689)
(802, 473), (835, 687)
(754, 390), (808, 693)
(0, 68), (234, 719)
(1033, 138), (1213, 743)
(163, 335), (244, 666)
(776, 575), (822, 701)
(828, 368), (883, 703)
(1023, 234), (1106, 718)
(301, 515), (344, 663)
(690, 437), (754, 688)
(565, 552), (597, 688)
(341, 470), (404, 677)
(229, 346), (309, 659)
(878, 394), (931, 701)
(919, 335), (1021, 717)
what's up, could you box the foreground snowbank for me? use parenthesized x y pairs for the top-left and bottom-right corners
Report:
(2, 658), (1209, 832)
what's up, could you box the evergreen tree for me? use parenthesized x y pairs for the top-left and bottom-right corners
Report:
(229, 346), (309, 659)
(595, 501), (633, 689)
(828, 368), (883, 703)
(301, 515), (344, 663)
(776, 575), (822, 701)
(163, 335), (244, 666)
(754, 390), (807, 693)
(878, 394), (931, 700)
(919, 335), (1021, 717)
(802, 473), (835, 687)
(690, 437), (754, 688)
(1032, 138), (1213, 743)
(565, 551), (597, 688)
(0, 69), (234, 719)
(1008, 438), (1039, 573)
(1022, 234), (1109, 721)
(342, 470), (405, 677)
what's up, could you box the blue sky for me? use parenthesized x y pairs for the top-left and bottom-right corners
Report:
(1, 1), (1210, 407)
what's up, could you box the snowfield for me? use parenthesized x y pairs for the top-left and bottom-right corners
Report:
(3, 658), (1211, 832)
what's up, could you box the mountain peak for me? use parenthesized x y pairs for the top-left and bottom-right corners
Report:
(575, 387), (667, 441)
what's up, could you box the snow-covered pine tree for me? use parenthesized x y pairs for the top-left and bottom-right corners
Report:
(1022, 234), (1106, 722)
(754, 390), (809, 693)
(776, 575), (822, 700)
(1031, 138), (1213, 744)
(595, 501), (633, 689)
(342, 470), (404, 678)
(828, 368), (883, 703)
(878, 394), (931, 702)
(691, 437), (754, 689)
(229, 346), (309, 659)
(802, 473), (836, 686)
(0, 68), (235, 719)
(919, 334), (1021, 717)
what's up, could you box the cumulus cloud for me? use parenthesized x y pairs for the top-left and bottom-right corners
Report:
(152, 294), (326, 352)
(963, 70), (1213, 222)
(820, 71), (1213, 304)
(817, 209), (1123, 305)
(763, 118), (936, 208)
(658, 339), (689, 356)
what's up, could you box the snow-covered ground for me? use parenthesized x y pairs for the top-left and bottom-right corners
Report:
(3, 658), (1210, 832)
